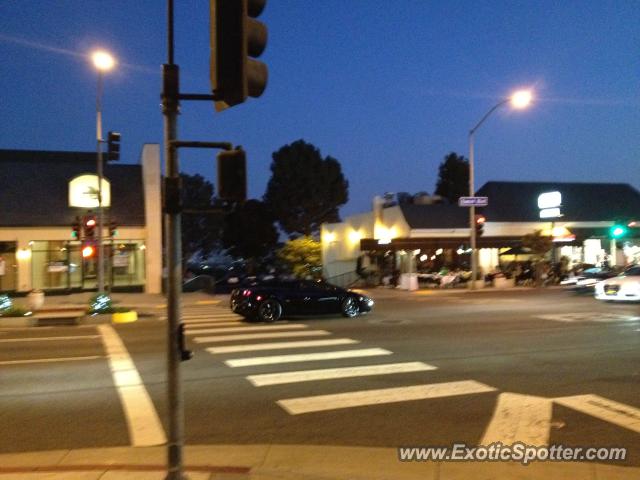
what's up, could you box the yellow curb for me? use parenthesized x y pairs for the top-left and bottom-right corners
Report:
(195, 300), (220, 305)
(112, 311), (138, 324)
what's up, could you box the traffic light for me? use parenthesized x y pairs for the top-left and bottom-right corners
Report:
(217, 148), (247, 202)
(82, 244), (95, 258)
(109, 221), (118, 238)
(210, 0), (268, 111)
(107, 131), (121, 161)
(84, 215), (97, 239)
(72, 216), (81, 240)
(475, 214), (486, 237)
(610, 224), (627, 239)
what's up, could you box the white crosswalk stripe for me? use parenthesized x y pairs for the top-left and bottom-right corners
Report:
(225, 348), (392, 367)
(184, 321), (246, 328)
(207, 338), (359, 354)
(481, 393), (552, 446)
(247, 361), (437, 387)
(194, 330), (331, 344)
(277, 380), (497, 415)
(536, 312), (640, 323)
(555, 394), (640, 433)
(186, 324), (308, 334)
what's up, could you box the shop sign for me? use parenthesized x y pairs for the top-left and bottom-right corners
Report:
(69, 175), (111, 208)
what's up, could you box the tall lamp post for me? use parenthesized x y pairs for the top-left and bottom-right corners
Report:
(468, 89), (532, 289)
(91, 50), (116, 294)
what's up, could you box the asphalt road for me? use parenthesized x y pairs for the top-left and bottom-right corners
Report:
(2, 288), (639, 466)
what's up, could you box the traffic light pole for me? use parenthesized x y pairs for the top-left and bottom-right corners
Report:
(468, 129), (477, 290)
(163, 2), (186, 479)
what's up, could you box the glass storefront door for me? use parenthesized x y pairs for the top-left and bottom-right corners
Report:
(0, 242), (17, 293)
(31, 240), (146, 292)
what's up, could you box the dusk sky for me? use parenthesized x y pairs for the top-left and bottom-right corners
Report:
(1, 1), (638, 217)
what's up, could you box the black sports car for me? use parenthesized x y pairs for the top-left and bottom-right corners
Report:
(230, 279), (374, 322)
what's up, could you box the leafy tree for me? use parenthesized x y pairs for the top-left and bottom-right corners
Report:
(277, 236), (322, 279)
(264, 140), (349, 237)
(522, 230), (553, 285)
(180, 173), (220, 264)
(434, 152), (469, 203)
(221, 200), (278, 273)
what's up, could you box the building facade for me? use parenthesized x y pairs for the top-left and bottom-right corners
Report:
(322, 182), (640, 285)
(0, 146), (162, 294)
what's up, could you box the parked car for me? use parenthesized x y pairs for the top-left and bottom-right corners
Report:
(563, 267), (618, 292)
(230, 279), (374, 322)
(594, 265), (640, 302)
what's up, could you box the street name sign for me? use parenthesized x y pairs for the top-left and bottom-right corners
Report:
(458, 196), (488, 207)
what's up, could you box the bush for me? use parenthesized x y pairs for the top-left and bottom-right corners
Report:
(87, 294), (131, 314)
(0, 306), (30, 317)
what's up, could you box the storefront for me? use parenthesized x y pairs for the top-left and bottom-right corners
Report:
(322, 182), (640, 286)
(0, 146), (162, 294)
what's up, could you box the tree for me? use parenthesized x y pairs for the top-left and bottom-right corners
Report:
(264, 140), (349, 237)
(434, 152), (469, 203)
(277, 236), (322, 279)
(180, 173), (220, 264)
(221, 200), (278, 273)
(521, 230), (553, 286)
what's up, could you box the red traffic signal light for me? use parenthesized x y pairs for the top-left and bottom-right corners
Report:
(475, 214), (485, 237)
(210, 0), (268, 111)
(84, 215), (97, 238)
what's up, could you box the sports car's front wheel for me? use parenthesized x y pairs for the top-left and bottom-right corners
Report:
(257, 299), (282, 323)
(341, 296), (359, 317)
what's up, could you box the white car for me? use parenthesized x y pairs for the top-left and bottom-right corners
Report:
(594, 266), (640, 302)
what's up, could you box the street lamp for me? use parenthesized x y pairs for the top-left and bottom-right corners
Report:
(91, 50), (116, 294)
(468, 89), (533, 289)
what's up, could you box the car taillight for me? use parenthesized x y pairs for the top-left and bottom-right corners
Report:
(242, 289), (252, 297)
(256, 295), (263, 301)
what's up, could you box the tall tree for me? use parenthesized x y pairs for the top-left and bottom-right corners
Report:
(180, 173), (220, 264)
(221, 200), (278, 273)
(434, 152), (469, 203)
(264, 140), (349, 237)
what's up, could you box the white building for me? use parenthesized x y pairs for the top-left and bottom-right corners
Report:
(322, 181), (640, 285)
(0, 146), (162, 294)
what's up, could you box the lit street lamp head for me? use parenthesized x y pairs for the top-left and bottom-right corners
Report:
(510, 90), (533, 109)
(91, 50), (116, 72)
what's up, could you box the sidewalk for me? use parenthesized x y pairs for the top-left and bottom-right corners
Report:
(10, 292), (225, 315)
(0, 444), (636, 479)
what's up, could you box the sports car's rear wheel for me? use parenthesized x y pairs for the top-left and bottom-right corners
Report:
(257, 299), (282, 323)
(341, 296), (359, 317)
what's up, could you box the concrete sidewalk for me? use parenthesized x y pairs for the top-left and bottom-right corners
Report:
(0, 444), (636, 479)
(10, 292), (226, 314)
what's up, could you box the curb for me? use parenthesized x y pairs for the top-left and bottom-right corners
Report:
(0, 444), (638, 480)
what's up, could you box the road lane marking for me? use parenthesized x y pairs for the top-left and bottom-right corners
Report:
(0, 335), (100, 343)
(247, 361), (437, 387)
(195, 300), (220, 305)
(277, 380), (496, 415)
(481, 393), (552, 446)
(226, 348), (392, 367)
(193, 330), (330, 343)
(97, 325), (166, 447)
(554, 394), (640, 433)
(186, 324), (307, 334)
(207, 338), (359, 354)
(0, 355), (104, 365)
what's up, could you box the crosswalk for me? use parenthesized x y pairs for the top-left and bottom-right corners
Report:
(182, 303), (640, 445)
(181, 304), (495, 418)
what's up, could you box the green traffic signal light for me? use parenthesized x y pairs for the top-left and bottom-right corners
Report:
(610, 225), (627, 238)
